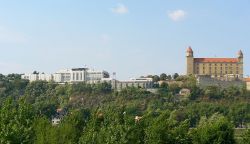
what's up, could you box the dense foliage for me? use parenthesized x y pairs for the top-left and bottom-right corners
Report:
(0, 74), (250, 143)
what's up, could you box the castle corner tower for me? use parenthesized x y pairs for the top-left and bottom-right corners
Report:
(186, 46), (194, 75)
(237, 50), (244, 78)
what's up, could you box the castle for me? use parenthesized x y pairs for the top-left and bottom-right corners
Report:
(186, 47), (243, 79)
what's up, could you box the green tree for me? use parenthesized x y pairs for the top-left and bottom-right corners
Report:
(173, 73), (179, 79)
(167, 75), (172, 80)
(33, 117), (53, 144)
(242, 129), (250, 144)
(145, 111), (191, 144)
(168, 83), (181, 95)
(191, 113), (235, 144)
(222, 86), (240, 98)
(229, 103), (250, 128)
(160, 73), (167, 81)
(204, 85), (221, 99)
(0, 98), (35, 143)
(152, 75), (160, 82)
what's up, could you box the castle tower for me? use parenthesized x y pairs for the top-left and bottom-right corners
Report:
(237, 50), (243, 62)
(237, 50), (244, 78)
(186, 46), (194, 75)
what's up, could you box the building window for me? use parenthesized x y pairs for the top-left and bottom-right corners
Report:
(76, 73), (79, 80)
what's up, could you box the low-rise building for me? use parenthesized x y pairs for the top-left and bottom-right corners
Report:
(51, 108), (67, 126)
(113, 77), (154, 91)
(179, 88), (191, 96)
(244, 78), (250, 91)
(21, 73), (53, 82)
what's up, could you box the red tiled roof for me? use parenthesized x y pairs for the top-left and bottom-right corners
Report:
(186, 47), (193, 52)
(194, 58), (239, 63)
(244, 78), (250, 82)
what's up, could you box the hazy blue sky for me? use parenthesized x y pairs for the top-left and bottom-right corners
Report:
(0, 0), (250, 79)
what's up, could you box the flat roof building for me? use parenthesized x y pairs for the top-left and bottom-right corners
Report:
(22, 67), (110, 84)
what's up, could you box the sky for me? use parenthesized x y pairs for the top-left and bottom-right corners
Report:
(0, 0), (250, 80)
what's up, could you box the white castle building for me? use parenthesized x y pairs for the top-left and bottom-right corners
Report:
(21, 67), (110, 83)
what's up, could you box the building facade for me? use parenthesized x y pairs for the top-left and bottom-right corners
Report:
(244, 78), (250, 91)
(186, 47), (243, 79)
(112, 78), (154, 91)
(21, 67), (110, 83)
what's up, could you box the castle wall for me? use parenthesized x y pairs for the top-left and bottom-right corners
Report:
(197, 75), (244, 88)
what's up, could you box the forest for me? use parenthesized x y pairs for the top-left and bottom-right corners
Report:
(0, 73), (250, 144)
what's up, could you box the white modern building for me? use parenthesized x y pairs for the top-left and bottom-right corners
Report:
(86, 69), (110, 83)
(21, 67), (154, 91)
(21, 67), (110, 83)
(21, 73), (53, 82)
(53, 68), (88, 83)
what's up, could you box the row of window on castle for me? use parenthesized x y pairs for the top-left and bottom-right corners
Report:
(195, 63), (240, 67)
(195, 63), (241, 75)
(196, 70), (239, 75)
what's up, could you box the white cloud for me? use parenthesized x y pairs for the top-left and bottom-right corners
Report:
(112, 4), (128, 14)
(168, 10), (187, 22)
